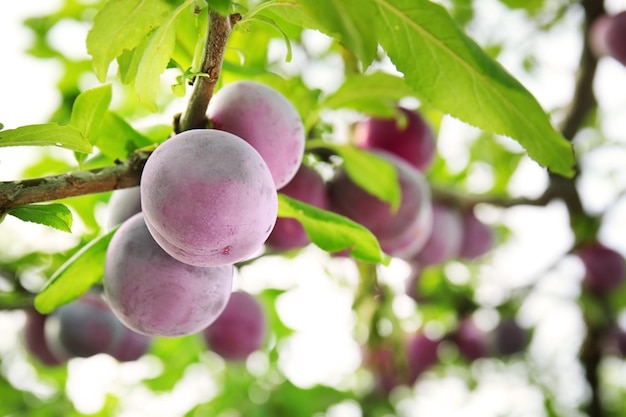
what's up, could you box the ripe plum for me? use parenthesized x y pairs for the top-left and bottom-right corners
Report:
(207, 81), (305, 189)
(104, 213), (233, 337)
(140, 129), (277, 267)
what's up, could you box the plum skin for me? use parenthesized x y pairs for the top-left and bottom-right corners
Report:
(104, 213), (234, 337)
(354, 107), (436, 172)
(23, 310), (64, 366)
(202, 291), (266, 360)
(106, 186), (141, 230)
(578, 242), (626, 294)
(454, 316), (489, 361)
(265, 165), (329, 251)
(458, 209), (494, 260)
(413, 202), (463, 266)
(605, 11), (626, 66)
(140, 129), (278, 267)
(44, 292), (125, 359)
(590, 11), (626, 66)
(207, 81), (306, 189)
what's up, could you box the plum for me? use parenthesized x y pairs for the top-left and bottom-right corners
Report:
(202, 291), (266, 360)
(104, 213), (233, 337)
(140, 129), (277, 267)
(207, 81), (305, 189)
(354, 107), (436, 172)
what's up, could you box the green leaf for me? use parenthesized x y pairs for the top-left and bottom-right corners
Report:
(8, 204), (73, 233)
(34, 230), (116, 314)
(322, 72), (415, 116)
(70, 84), (112, 141)
(209, 0), (232, 15)
(277, 194), (389, 265)
(373, 0), (575, 177)
(265, 0), (377, 64)
(310, 72), (417, 129)
(301, 0), (378, 64)
(135, 0), (194, 109)
(500, 0), (544, 13)
(307, 140), (400, 211)
(92, 112), (153, 160)
(87, 0), (173, 81)
(0, 123), (92, 153)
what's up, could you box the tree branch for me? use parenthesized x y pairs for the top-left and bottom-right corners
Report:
(559, 0), (604, 141)
(541, 0), (605, 219)
(177, 11), (240, 132)
(0, 151), (149, 215)
(431, 186), (553, 209)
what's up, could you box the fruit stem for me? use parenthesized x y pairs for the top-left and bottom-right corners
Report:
(178, 11), (241, 132)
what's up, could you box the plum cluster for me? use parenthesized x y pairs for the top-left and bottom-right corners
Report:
(452, 315), (528, 361)
(363, 316), (529, 393)
(103, 80), (305, 343)
(25, 81), (305, 364)
(257, 106), (494, 265)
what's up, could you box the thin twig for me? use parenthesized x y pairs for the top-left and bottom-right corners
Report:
(0, 151), (149, 215)
(178, 11), (240, 132)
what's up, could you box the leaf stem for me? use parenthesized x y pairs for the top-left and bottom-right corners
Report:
(177, 11), (240, 132)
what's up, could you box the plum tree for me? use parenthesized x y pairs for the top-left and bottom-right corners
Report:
(207, 81), (306, 189)
(106, 186), (141, 230)
(202, 291), (266, 360)
(354, 107), (436, 172)
(44, 292), (124, 359)
(577, 242), (626, 294)
(413, 202), (464, 266)
(104, 213), (234, 337)
(458, 209), (494, 260)
(23, 310), (63, 366)
(265, 165), (329, 251)
(140, 129), (278, 267)
(328, 151), (432, 258)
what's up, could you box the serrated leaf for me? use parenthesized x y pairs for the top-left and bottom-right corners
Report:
(0, 123), (92, 153)
(70, 84), (112, 141)
(374, 0), (575, 177)
(135, 0), (194, 109)
(34, 230), (116, 314)
(264, 0), (377, 64)
(307, 140), (400, 211)
(7, 204), (73, 233)
(87, 0), (173, 81)
(277, 194), (389, 265)
(322, 72), (416, 116)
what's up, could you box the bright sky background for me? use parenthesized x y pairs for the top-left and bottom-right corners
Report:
(1, 1), (626, 416)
